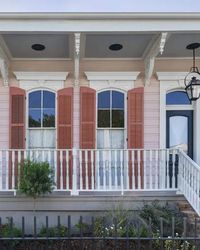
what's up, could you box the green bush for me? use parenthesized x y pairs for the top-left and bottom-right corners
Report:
(18, 160), (55, 199)
(39, 225), (68, 237)
(139, 200), (184, 236)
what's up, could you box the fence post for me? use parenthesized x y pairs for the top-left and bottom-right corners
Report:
(71, 148), (78, 195)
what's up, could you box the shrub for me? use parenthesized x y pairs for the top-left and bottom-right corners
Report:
(39, 225), (68, 237)
(18, 160), (55, 199)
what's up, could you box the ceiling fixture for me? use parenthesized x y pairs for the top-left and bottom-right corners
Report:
(109, 44), (123, 51)
(31, 44), (45, 51)
(185, 43), (200, 101)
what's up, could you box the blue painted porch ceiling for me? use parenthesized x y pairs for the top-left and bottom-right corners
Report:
(85, 34), (155, 58)
(2, 34), (69, 58)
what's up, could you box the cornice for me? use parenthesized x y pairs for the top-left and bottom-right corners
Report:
(14, 71), (68, 81)
(85, 71), (140, 81)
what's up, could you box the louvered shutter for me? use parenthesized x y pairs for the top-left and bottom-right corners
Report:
(80, 87), (96, 190)
(10, 87), (25, 149)
(80, 87), (96, 149)
(57, 87), (73, 189)
(127, 87), (144, 149)
(127, 87), (144, 189)
(57, 87), (73, 149)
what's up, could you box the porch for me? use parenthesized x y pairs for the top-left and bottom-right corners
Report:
(0, 148), (199, 214)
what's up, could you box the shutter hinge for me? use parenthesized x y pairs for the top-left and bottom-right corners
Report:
(25, 96), (27, 100)
(127, 97), (128, 100)
(25, 137), (26, 141)
(126, 138), (128, 142)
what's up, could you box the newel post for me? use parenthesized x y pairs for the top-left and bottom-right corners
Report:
(71, 148), (79, 195)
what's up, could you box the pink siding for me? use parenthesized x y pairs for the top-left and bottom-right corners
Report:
(0, 85), (9, 149)
(144, 80), (160, 149)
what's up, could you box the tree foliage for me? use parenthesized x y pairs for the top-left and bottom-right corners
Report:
(18, 160), (55, 199)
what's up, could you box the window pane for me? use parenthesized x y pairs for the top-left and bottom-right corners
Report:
(166, 91), (191, 105)
(29, 91), (41, 108)
(43, 109), (55, 127)
(98, 91), (110, 108)
(98, 110), (110, 127)
(43, 91), (55, 108)
(112, 110), (124, 127)
(170, 116), (188, 153)
(29, 109), (41, 127)
(112, 91), (124, 109)
(29, 129), (55, 148)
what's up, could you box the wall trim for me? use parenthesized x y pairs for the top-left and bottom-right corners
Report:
(13, 71), (68, 81)
(85, 71), (140, 92)
(85, 71), (140, 81)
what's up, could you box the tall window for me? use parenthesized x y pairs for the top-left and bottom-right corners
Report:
(28, 90), (56, 148)
(97, 90), (125, 149)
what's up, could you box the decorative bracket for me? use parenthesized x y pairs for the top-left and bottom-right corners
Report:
(74, 33), (80, 86)
(143, 32), (168, 85)
(0, 35), (11, 86)
(0, 58), (9, 86)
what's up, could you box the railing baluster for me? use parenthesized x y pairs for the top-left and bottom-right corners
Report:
(79, 150), (83, 190)
(172, 149), (176, 189)
(103, 150), (106, 190)
(11, 150), (15, 190)
(97, 150), (100, 190)
(166, 149), (170, 189)
(125, 150), (128, 190)
(59, 150), (63, 190)
(143, 150), (147, 190)
(120, 150), (124, 194)
(108, 149), (112, 190)
(85, 150), (88, 190)
(66, 150), (69, 190)
(131, 150), (135, 190)
(149, 150), (152, 190)
(0, 151), (2, 190)
(91, 150), (94, 190)
(155, 150), (158, 189)
(137, 150), (141, 190)
(54, 150), (57, 190)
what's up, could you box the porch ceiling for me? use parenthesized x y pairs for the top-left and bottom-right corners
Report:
(1, 32), (200, 59)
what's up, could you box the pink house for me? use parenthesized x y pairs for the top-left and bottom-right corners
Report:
(0, 12), (200, 216)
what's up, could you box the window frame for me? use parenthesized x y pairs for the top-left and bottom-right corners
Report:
(96, 88), (127, 149)
(26, 88), (57, 149)
(97, 89), (125, 129)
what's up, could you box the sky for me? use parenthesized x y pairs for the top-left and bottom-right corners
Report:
(0, 0), (199, 12)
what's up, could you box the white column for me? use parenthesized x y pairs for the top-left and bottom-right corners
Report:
(194, 99), (200, 165)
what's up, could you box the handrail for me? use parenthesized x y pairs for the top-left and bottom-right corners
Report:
(178, 149), (200, 216)
(0, 148), (179, 193)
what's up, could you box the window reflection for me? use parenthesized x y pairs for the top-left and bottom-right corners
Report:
(97, 90), (124, 128)
(29, 90), (55, 128)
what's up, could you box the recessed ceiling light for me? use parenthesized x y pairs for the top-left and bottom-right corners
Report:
(31, 44), (45, 51)
(109, 44), (123, 51)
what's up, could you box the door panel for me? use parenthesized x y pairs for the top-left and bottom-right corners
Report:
(166, 110), (193, 158)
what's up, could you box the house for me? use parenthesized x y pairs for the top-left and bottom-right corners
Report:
(0, 12), (200, 218)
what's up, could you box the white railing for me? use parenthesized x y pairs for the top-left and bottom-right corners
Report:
(0, 148), (180, 193)
(178, 150), (200, 216)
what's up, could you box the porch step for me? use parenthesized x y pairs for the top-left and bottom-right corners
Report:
(177, 200), (200, 235)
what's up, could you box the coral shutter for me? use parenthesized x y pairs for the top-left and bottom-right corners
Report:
(57, 87), (73, 190)
(10, 86), (25, 149)
(127, 87), (144, 189)
(127, 87), (144, 149)
(80, 87), (96, 149)
(57, 87), (73, 149)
